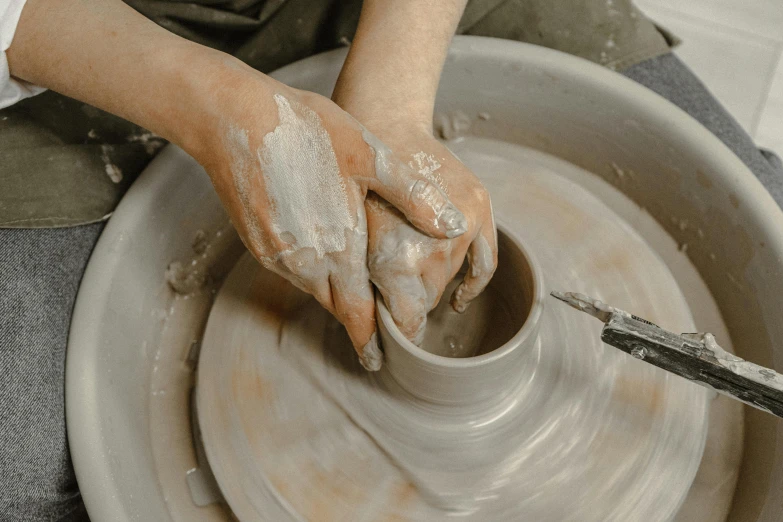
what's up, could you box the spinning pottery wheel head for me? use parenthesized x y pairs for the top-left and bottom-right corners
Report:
(195, 140), (714, 521)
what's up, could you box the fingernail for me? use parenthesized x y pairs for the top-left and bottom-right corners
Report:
(440, 203), (468, 238)
(359, 332), (383, 371)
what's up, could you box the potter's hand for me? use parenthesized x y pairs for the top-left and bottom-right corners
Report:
(363, 133), (497, 343)
(6, 0), (470, 366)
(330, 0), (493, 342)
(197, 71), (467, 370)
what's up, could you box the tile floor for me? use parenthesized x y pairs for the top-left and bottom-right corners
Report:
(636, 0), (783, 156)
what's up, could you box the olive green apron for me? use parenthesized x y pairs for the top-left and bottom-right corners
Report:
(0, 0), (674, 228)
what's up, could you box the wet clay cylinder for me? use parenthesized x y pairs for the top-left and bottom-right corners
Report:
(377, 224), (543, 406)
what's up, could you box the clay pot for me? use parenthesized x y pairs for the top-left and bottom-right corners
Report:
(377, 224), (543, 407)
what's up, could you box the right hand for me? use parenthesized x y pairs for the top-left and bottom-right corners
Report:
(192, 64), (468, 371)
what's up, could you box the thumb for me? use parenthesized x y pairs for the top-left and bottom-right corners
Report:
(361, 130), (468, 239)
(451, 225), (498, 313)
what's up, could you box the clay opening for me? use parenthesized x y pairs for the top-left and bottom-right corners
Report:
(419, 227), (535, 358)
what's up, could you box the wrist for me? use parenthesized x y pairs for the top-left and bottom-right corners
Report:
(333, 86), (434, 139)
(339, 99), (434, 136)
(331, 0), (466, 135)
(161, 46), (277, 161)
(147, 45), (236, 156)
(333, 59), (436, 134)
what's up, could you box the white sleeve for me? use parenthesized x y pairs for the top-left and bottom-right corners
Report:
(1, 0), (45, 110)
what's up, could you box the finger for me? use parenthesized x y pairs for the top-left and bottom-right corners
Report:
(361, 130), (467, 240)
(371, 269), (429, 346)
(264, 250), (337, 313)
(421, 265), (450, 313)
(307, 279), (336, 315)
(450, 224), (498, 313)
(330, 269), (382, 372)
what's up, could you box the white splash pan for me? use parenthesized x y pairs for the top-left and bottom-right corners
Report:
(67, 36), (783, 522)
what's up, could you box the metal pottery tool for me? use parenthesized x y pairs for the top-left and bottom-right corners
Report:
(551, 291), (783, 419)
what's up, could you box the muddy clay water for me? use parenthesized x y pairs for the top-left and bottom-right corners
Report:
(190, 137), (743, 521)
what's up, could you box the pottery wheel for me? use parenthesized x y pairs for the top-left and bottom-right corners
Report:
(196, 139), (714, 521)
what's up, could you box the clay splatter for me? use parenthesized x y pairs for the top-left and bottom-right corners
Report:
(258, 94), (353, 258)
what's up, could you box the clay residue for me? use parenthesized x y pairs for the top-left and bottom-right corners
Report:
(258, 94), (353, 258)
(434, 111), (472, 141)
(127, 131), (166, 155)
(165, 227), (242, 295)
(100, 145), (123, 184)
(166, 261), (208, 295)
(410, 151), (447, 195)
(550, 291), (626, 323)
(698, 332), (783, 392)
(360, 333), (383, 371)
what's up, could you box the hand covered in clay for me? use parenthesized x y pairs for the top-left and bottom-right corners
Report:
(329, 0), (498, 345)
(196, 67), (468, 370)
(363, 130), (498, 344)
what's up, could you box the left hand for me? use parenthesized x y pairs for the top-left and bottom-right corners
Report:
(359, 125), (498, 344)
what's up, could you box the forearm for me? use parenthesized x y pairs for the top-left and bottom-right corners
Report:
(332, 0), (467, 130)
(6, 0), (261, 155)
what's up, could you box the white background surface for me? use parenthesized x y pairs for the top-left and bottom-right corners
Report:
(637, 0), (783, 158)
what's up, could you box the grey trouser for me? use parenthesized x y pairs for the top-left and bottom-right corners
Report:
(0, 224), (101, 521)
